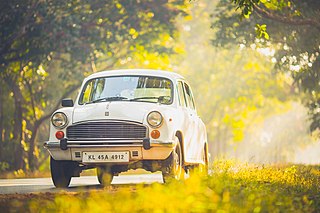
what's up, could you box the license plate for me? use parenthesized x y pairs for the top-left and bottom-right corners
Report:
(82, 151), (129, 163)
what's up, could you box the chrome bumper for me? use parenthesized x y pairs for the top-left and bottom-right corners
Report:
(44, 139), (176, 162)
(44, 139), (176, 149)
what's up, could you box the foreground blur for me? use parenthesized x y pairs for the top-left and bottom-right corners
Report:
(1, 160), (319, 212)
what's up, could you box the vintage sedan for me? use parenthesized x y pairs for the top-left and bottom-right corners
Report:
(44, 69), (208, 188)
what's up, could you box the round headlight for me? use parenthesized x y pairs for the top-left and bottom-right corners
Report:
(147, 111), (163, 128)
(51, 112), (68, 129)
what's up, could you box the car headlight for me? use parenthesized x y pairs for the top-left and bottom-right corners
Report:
(51, 112), (68, 129)
(147, 111), (163, 128)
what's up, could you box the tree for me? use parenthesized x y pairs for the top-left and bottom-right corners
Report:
(211, 0), (320, 134)
(173, 1), (293, 157)
(0, 0), (189, 171)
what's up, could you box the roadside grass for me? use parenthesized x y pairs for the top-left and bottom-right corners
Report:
(0, 170), (51, 179)
(0, 169), (98, 179)
(2, 160), (320, 212)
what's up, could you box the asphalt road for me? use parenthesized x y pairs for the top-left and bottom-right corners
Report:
(0, 173), (163, 194)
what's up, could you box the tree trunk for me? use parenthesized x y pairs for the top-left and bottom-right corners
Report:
(28, 121), (40, 171)
(5, 76), (25, 170)
(0, 84), (3, 159)
(13, 96), (24, 170)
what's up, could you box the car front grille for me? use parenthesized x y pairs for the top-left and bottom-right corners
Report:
(66, 121), (147, 140)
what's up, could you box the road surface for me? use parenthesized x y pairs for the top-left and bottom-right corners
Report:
(0, 173), (163, 194)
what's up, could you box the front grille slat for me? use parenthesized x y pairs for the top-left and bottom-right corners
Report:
(66, 121), (147, 141)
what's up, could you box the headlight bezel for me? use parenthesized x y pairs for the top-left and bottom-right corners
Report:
(147, 111), (163, 128)
(51, 112), (68, 129)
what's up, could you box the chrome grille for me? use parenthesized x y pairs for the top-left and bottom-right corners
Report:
(66, 121), (147, 140)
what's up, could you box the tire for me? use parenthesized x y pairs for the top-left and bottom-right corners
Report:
(162, 139), (184, 183)
(97, 167), (113, 186)
(201, 144), (209, 175)
(50, 157), (74, 188)
(190, 144), (209, 176)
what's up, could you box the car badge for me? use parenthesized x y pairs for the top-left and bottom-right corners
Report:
(105, 103), (110, 116)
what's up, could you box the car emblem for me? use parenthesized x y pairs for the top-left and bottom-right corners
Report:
(105, 103), (110, 116)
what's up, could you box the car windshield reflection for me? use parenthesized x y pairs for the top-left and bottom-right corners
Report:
(79, 76), (173, 105)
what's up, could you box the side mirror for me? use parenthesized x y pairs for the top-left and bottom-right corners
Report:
(61, 98), (74, 107)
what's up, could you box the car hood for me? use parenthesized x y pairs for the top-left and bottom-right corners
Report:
(72, 101), (160, 124)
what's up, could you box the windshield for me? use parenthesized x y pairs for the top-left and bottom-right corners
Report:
(79, 76), (173, 105)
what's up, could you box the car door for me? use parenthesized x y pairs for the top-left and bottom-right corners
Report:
(176, 81), (194, 163)
(182, 82), (203, 162)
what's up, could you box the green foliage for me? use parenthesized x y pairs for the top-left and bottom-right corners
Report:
(0, 162), (9, 172)
(0, 0), (190, 171)
(0, 0), (187, 70)
(231, 0), (258, 17)
(255, 24), (269, 39)
(212, 0), (320, 133)
(0, 0), (317, 175)
(174, 1), (297, 159)
(2, 161), (319, 212)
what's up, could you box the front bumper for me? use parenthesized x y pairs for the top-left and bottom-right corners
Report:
(44, 138), (176, 162)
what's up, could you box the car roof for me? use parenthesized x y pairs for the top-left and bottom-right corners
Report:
(85, 69), (184, 81)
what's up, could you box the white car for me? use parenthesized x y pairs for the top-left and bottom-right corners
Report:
(44, 69), (208, 188)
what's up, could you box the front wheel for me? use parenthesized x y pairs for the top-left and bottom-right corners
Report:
(97, 167), (113, 186)
(50, 157), (74, 188)
(162, 139), (184, 183)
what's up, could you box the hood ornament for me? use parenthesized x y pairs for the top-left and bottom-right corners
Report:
(105, 103), (110, 116)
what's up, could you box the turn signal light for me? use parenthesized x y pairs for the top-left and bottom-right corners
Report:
(55, 131), (65, 139)
(151, 130), (160, 139)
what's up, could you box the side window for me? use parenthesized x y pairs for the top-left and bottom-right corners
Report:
(79, 80), (95, 104)
(177, 81), (187, 107)
(189, 86), (196, 110)
(184, 83), (195, 110)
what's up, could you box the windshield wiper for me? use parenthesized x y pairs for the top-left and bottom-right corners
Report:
(129, 96), (171, 103)
(129, 96), (159, 101)
(86, 96), (128, 104)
